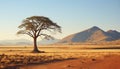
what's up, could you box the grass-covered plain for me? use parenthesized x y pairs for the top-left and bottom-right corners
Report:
(0, 45), (120, 69)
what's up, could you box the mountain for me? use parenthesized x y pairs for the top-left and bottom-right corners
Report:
(106, 30), (120, 41)
(59, 26), (120, 43)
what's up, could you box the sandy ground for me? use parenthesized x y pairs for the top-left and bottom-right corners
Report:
(19, 55), (120, 69)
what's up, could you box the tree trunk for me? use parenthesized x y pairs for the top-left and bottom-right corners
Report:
(32, 37), (40, 53)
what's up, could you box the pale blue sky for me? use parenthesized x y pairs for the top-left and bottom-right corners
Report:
(0, 0), (119, 40)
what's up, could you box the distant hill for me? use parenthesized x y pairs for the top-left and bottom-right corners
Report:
(0, 39), (32, 46)
(38, 39), (60, 45)
(0, 38), (59, 46)
(59, 26), (120, 43)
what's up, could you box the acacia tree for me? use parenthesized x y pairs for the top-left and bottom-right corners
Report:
(17, 16), (61, 53)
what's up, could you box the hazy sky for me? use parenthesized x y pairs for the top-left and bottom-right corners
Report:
(0, 0), (119, 40)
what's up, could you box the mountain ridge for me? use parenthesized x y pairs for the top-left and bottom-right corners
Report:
(59, 26), (120, 43)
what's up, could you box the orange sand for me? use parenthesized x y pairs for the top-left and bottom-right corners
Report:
(19, 55), (120, 69)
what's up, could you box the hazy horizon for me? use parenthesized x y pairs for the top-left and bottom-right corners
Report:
(0, 0), (119, 40)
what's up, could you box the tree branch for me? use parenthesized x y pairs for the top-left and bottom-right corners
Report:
(27, 32), (34, 37)
(38, 34), (54, 40)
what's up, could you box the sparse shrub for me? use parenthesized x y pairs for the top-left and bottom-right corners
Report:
(92, 58), (96, 61)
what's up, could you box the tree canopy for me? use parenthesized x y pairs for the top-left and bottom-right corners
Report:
(17, 16), (61, 52)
